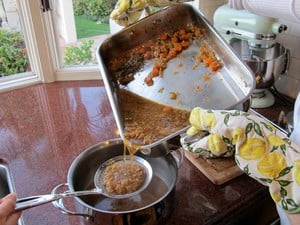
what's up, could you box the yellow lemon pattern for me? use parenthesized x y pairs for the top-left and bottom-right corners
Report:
(270, 189), (281, 203)
(189, 107), (203, 130)
(208, 134), (226, 156)
(203, 111), (216, 130)
(267, 134), (286, 146)
(239, 138), (266, 160)
(181, 108), (300, 213)
(295, 159), (300, 185)
(186, 126), (200, 136)
(257, 152), (286, 178)
(232, 127), (245, 144)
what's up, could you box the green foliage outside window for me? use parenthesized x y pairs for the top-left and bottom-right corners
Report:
(64, 39), (95, 65)
(73, 0), (117, 23)
(0, 29), (29, 77)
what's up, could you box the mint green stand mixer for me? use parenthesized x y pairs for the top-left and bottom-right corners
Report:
(213, 5), (289, 108)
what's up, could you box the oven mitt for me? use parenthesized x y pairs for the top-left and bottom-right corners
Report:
(110, 0), (192, 26)
(180, 107), (300, 214)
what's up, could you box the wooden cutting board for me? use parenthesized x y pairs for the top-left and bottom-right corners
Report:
(185, 150), (244, 185)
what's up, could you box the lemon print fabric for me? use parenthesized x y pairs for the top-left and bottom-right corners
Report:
(267, 134), (286, 146)
(208, 134), (226, 155)
(257, 152), (286, 178)
(239, 138), (266, 160)
(232, 127), (245, 145)
(180, 108), (300, 214)
(295, 159), (300, 185)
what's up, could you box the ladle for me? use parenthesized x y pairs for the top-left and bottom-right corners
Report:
(15, 155), (153, 211)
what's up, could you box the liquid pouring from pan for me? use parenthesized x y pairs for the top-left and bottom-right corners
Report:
(15, 155), (153, 211)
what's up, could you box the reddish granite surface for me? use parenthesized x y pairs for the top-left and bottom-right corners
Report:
(0, 81), (283, 225)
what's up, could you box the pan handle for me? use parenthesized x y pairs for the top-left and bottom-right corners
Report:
(167, 144), (185, 168)
(51, 183), (94, 221)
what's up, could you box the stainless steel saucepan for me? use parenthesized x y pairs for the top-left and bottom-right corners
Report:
(50, 138), (183, 223)
(15, 155), (153, 211)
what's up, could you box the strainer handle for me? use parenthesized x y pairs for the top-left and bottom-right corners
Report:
(15, 194), (61, 211)
(15, 186), (101, 211)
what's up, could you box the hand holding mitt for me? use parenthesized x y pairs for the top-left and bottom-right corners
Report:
(181, 107), (300, 214)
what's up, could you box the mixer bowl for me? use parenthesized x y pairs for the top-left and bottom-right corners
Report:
(231, 40), (289, 89)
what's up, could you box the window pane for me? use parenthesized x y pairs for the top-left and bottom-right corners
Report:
(52, 1), (198, 71)
(53, 0), (115, 68)
(0, 0), (31, 77)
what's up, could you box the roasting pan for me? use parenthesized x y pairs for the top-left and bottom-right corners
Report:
(96, 4), (255, 147)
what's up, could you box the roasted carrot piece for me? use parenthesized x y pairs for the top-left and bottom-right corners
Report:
(151, 64), (160, 77)
(203, 57), (214, 67)
(174, 43), (183, 53)
(138, 47), (146, 54)
(159, 33), (168, 41)
(159, 52), (168, 59)
(171, 36), (179, 43)
(209, 61), (221, 71)
(144, 76), (153, 86)
(144, 51), (152, 60)
(163, 106), (173, 112)
(168, 49), (177, 59)
(179, 29), (186, 36)
(181, 40), (190, 49)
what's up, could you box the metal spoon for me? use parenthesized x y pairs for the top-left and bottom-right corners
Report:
(15, 155), (153, 211)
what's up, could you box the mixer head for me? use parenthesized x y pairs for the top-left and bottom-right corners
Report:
(213, 4), (289, 108)
(213, 5), (287, 48)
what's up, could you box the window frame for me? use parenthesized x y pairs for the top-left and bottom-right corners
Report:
(0, 0), (102, 93)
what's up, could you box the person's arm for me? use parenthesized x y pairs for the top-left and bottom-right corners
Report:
(228, 0), (300, 22)
(287, 213), (300, 225)
(0, 193), (21, 225)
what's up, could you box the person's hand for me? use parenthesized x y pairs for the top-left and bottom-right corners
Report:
(0, 193), (21, 225)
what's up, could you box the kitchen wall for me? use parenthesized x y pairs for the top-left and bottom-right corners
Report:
(195, 0), (228, 23)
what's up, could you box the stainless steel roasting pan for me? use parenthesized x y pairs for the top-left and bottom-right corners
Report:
(96, 4), (255, 148)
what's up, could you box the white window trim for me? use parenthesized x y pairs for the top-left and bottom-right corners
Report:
(55, 66), (102, 81)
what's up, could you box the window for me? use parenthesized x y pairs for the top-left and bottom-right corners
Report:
(0, 0), (42, 91)
(52, 1), (113, 69)
(0, 0), (203, 92)
(0, 0), (112, 91)
(46, 0), (118, 81)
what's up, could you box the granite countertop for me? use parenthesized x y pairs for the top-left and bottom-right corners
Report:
(0, 80), (290, 225)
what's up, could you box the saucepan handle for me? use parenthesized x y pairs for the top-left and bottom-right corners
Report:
(167, 144), (185, 168)
(51, 183), (94, 221)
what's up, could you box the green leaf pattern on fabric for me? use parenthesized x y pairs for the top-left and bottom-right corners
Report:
(181, 107), (300, 214)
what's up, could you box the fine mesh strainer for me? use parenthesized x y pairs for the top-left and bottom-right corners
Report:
(94, 155), (153, 198)
(15, 155), (153, 211)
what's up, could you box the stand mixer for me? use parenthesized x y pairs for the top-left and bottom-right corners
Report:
(213, 5), (289, 108)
